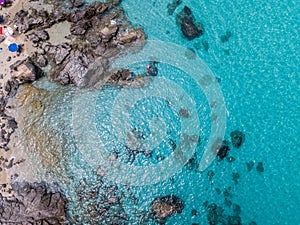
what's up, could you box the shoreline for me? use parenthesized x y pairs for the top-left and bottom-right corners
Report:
(0, 0), (147, 223)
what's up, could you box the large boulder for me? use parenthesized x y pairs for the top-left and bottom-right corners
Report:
(0, 182), (67, 224)
(44, 43), (72, 65)
(176, 6), (203, 40)
(151, 195), (184, 224)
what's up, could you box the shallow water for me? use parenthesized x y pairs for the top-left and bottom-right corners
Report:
(12, 0), (300, 224)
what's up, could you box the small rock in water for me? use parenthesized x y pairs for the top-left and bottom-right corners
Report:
(246, 161), (255, 171)
(215, 188), (222, 195)
(232, 172), (240, 185)
(176, 6), (204, 40)
(167, 0), (182, 15)
(220, 30), (232, 43)
(232, 203), (241, 216)
(191, 209), (198, 216)
(202, 40), (209, 51)
(230, 130), (245, 148)
(256, 162), (264, 172)
(179, 107), (190, 118)
(217, 140), (230, 160)
(207, 170), (215, 181)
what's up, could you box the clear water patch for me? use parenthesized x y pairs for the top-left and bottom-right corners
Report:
(72, 40), (227, 186)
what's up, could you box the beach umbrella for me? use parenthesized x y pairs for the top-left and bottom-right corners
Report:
(8, 43), (18, 52)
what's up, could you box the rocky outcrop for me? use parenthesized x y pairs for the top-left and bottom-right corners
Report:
(151, 195), (184, 224)
(10, 58), (44, 84)
(176, 6), (204, 40)
(0, 182), (67, 224)
(14, 9), (54, 33)
(15, 1), (146, 88)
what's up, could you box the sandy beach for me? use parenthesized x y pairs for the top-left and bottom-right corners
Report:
(0, 0), (64, 195)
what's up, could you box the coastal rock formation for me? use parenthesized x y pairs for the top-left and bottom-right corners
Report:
(151, 195), (184, 224)
(176, 6), (204, 40)
(230, 130), (245, 148)
(0, 182), (67, 224)
(14, 1), (146, 88)
(10, 58), (44, 84)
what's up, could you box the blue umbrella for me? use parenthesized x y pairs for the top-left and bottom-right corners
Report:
(8, 43), (18, 52)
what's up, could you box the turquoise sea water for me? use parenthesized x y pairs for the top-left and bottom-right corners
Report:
(29, 0), (299, 224)
(118, 0), (300, 224)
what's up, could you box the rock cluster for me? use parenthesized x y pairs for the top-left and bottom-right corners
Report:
(151, 195), (184, 224)
(176, 6), (204, 40)
(14, 1), (146, 88)
(0, 182), (67, 224)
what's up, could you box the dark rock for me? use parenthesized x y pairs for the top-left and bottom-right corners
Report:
(145, 61), (158, 76)
(26, 30), (49, 43)
(230, 130), (245, 148)
(0, 36), (5, 44)
(70, 0), (85, 8)
(207, 170), (215, 181)
(35, 54), (48, 67)
(215, 188), (222, 195)
(44, 43), (72, 65)
(49, 49), (97, 87)
(217, 140), (230, 160)
(221, 31), (232, 43)
(179, 108), (190, 118)
(100, 25), (118, 42)
(256, 162), (264, 172)
(70, 20), (91, 35)
(232, 172), (240, 185)
(176, 6), (203, 40)
(227, 215), (242, 225)
(11, 58), (43, 84)
(7, 119), (18, 130)
(232, 203), (241, 216)
(151, 195), (184, 224)
(0, 182), (66, 223)
(202, 40), (209, 51)
(14, 9), (48, 33)
(167, 0), (182, 15)
(246, 161), (255, 171)
(191, 209), (198, 216)
(0, 15), (4, 23)
(4, 80), (19, 98)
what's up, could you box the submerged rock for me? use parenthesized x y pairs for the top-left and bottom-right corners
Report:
(167, 0), (182, 15)
(11, 58), (43, 84)
(217, 140), (230, 160)
(0, 182), (67, 224)
(246, 161), (255, 171)
(256, 162), (264, 172)
(151, 195), (184, 224)
(230, 130), (245, 148)
(176, 6), (203, 40)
